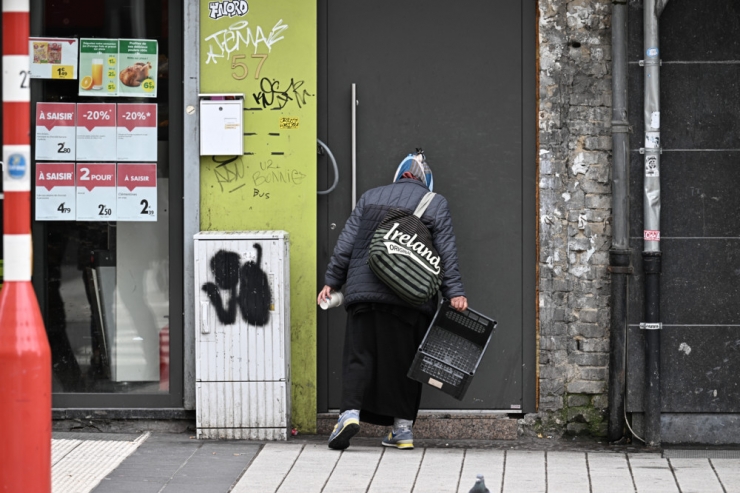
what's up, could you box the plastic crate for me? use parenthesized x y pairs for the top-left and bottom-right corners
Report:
(407, 301), (497, 400)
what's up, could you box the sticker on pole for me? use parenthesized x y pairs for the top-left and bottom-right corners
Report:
(645, 132), (660, 149)
(645, 155), (659, 177)
(6, 153), (28, 180)
(76, 163), (117, 221)
(646, 47), (659, 57)
(117, 163), (157, 221)
(644, 230), (660, 242)
(35, 163), (76, 220)
(35, 102), (76, 161)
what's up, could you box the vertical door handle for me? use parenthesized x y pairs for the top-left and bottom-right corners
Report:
(201, 301), (210, 334)
(351, 83), (358, 209)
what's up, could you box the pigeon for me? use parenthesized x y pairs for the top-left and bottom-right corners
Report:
(469, 474), (490, 493)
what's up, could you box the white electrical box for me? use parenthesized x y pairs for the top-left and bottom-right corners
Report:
(194, 231), (290, 440)
(199, 94), (244, 156)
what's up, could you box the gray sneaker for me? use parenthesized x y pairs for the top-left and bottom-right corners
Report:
(328, 410), (360, 450)
(381, 428), (414, 449)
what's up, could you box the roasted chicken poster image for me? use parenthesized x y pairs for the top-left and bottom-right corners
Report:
(118, 39), (158, 98)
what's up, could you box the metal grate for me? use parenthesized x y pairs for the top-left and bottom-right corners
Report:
(662, 449), (740, 459)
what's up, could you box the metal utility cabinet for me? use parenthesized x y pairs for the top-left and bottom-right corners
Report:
(194, 231), (291, 440)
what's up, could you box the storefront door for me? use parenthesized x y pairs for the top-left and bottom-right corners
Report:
(317, 1), (537, 412)
(29, 0), (183, 408)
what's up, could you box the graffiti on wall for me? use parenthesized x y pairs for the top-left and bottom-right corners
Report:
(202, 244), (272, 326)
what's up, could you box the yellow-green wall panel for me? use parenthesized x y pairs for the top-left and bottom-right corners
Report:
(199, 0), (317, 433)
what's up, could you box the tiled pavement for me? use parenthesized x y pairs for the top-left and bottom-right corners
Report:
(48, 432), (740, 493)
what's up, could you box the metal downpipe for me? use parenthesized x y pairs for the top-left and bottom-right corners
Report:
(608, 0), (631, 443)
(641, 0), (667, 447)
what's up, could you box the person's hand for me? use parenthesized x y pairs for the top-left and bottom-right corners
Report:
(450, 296), (468, 312)
(317, 285), (333, 306)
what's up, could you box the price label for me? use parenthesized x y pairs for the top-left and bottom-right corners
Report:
(117, 103), (157, 161)
(35, 163), (76, 220)
(29, 38), (78, 80)
(76, 163), (117, 221)
(76, 103), (117, 161)
(117, 163), (157, 221)
(35, 102), (76, 161)
(141, 79), (155, 93)
(51, 65), (74, 79)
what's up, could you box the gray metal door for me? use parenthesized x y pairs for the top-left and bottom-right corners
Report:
(317, 0), (536, 412)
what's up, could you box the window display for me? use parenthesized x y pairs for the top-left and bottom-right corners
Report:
(33, 0), (173, 395)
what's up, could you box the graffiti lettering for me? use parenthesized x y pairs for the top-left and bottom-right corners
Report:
(253, 188), (270, 199)
(212, 155), (245, 192)
(204, 19), (288, 63)
(252, 77), (315, 110)
(202, 245), (272, 326)
(209, 0), (249, 20)
(252, 168), (306, 187)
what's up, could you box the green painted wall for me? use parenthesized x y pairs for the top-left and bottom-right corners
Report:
(199, 0), (317, 433)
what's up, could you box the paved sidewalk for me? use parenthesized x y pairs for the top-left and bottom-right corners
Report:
(50, 432), (740, 493)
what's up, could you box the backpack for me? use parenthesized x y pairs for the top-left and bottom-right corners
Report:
(368, 192), (444, 306)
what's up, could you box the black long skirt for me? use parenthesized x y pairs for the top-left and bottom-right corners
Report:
(340, 302), (431, 426)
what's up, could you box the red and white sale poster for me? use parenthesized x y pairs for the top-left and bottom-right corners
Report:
(76, 163), (117, 221)
(117, 163), (157, 221)
(76, 103), (117, 161)
(117, 104), (157, 161)
(35, 103), (76, 161)
(35, 163), (76, 220)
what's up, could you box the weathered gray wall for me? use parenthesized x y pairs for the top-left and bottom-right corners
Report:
(528, 0), (614, 436)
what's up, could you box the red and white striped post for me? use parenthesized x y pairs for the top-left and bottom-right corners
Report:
(1, 0), (52, 491)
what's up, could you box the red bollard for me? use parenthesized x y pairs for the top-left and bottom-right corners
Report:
(1, 0), (52, 491)
(0, 283), (51, 493)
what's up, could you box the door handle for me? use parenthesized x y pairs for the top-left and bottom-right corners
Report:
(201, 301), (210, 334)
(317, 139), (339, 195)
(351, 83), (358, 209)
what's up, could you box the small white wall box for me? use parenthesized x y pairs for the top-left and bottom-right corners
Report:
(194, 231), (291, 440)
(199, 93), (244, 156)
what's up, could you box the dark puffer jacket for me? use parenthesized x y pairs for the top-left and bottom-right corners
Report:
(324, 178), (465, 317)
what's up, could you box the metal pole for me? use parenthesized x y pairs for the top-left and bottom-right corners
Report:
(0, 0), (52, 490)
(608, 0), (631, 443)
(642, 0), (666, 447)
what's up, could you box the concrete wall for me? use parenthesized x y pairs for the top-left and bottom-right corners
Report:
(530, 0), (614, 436)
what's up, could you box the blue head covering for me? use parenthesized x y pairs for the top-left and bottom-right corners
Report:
(392, 149), (434, 191)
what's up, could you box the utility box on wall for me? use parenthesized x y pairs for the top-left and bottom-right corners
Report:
(194, 231), (290, 440)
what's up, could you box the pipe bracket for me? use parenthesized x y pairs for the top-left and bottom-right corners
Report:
(640, 323), (663, 330)
(639, 59), (662, 67)
(608, 266), (633, 274)
(611, 120), (630, 133)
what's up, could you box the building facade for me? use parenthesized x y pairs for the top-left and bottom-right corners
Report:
(4, 0), (737, 443)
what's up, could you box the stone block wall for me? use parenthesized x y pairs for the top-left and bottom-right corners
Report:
(528, 0), (614, 437)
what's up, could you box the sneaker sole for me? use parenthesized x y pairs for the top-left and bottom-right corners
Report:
(328, 421), (360, 450)
(381, 441), (414, 450)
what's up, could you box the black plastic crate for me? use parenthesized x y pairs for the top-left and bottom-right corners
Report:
(407, 301), (497, 400)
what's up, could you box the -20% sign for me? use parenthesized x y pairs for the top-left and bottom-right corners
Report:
(84, 110), (112, 120)
(122, 111), (150, 120)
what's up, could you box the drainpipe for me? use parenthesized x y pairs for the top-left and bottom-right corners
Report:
(607, 0), (630, 443)
(641, 0), (667, 447)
